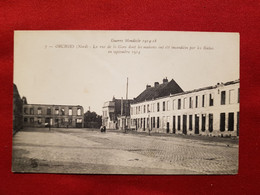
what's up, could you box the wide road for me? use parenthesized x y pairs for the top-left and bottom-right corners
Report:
(12, 128), (238, 174)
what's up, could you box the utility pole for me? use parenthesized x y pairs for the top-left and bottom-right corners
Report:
(125, 77), (128, 133)
(121, 97), (123, 131)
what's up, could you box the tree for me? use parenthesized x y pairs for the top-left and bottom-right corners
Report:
(84, 111), (102, 128)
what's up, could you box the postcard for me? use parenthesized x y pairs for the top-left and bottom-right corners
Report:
(13, 30), (239, 174)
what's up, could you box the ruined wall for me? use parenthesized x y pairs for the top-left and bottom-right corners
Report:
(23, 104), (84, 128)
(13, 84), (23, 134)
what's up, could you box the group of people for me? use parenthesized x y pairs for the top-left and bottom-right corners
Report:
(100, 125), (106, 133)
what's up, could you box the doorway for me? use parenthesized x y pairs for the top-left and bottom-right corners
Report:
(195, 115), (199, 134)
(172, 116), (176, 134)
(220, 113), (225, 132)
(228, 112), (234, 131)
(182, 115), (187, 134)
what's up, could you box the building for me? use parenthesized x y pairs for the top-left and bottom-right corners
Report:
(13, 84), (23, 134)
(23, 103), (84, 128)
(134, 77), (183, 102)
(130, 79), (240, 137)
(102, 97), (133, 129)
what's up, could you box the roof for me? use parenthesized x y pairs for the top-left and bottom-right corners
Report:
(134, 79), (183, 103)
(170, 79), (240, 97)
(133, 79), (240, 103)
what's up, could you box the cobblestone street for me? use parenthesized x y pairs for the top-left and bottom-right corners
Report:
(12, 128), (238, 174)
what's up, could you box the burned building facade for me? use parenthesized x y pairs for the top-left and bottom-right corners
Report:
(130, 78), (240, 137)
(23, 104), (84, 128)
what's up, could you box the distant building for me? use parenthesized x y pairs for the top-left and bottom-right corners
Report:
(130, 78), (239, 137)
(23, 103), (84, 128)
(13, 84), (23, 134)
(102, 97), (133, 129)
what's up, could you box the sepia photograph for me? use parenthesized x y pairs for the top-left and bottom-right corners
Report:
(12, 30), (239, 174)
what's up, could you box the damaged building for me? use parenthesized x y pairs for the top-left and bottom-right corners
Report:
(23, 102), (84, 128)
(13, 84), (23, 134)
(130, 78), (240, 137)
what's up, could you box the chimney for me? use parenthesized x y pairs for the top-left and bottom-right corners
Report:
(22, 96), (28, 104)
(163, 77), (168, 84)
(154, 82), (159, 87)
(146, 84), (151, 89)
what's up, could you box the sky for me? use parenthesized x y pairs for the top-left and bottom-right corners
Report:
(14, 31), (239, 115)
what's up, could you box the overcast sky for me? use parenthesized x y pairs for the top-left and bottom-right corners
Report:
(14, 31), (239, 115)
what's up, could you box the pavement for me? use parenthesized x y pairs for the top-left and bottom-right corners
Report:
(12, 127), (239, 175)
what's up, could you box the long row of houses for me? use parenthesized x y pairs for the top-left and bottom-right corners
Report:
(102, 78), (239, 137)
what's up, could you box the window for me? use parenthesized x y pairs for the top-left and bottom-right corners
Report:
(163, 101), (165, 111)
(189, 115), (192, 130)
(157, 102), (160, 112)
(167, 101), (169, 111)
(37, 117), (42, 124)
(157, 117), (160, 128)
(37, 108), (42, 115)
(202, 95), (205, 107)
(76, 118), (82, 123)
(209, 114), (213, 132)
(195, 96), (198, 108)
(178, 99), (181, 110)
(77, 108), (81, 115)
(30, 118), (34, 123)
(189, 97), (193, 108)
(47, 107), (51, 115)
(61, 108), (65, 115)
(24, 107), (28, 114)
(147, 104), (150, 112)
(209, 94), (214, 106)
(183, 98), (187, 109)
(30, 108), (34, 115)
(144, 105), (146, 113)
(221, 91), (226, 105)
(172, 100), (175, 110)
(55, 108), (59, 115)
(24, 118), (28, 123)
(153, 117), (155, 128)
